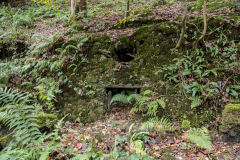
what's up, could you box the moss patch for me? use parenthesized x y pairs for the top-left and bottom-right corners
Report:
(219, 104), (240, 142)
(220, 104), (240, 131)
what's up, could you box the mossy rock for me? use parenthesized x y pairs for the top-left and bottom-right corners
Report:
(62, 97), (105, 123)
(36, 113), (58, 132)
(219, 104), (240, 142)
(113, 22), (177, 82)
(87, 34), (113, 57)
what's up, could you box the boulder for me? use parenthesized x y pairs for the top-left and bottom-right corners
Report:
(219, 104), (240, 142)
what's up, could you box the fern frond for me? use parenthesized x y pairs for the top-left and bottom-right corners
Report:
(130, 139), (146, 156)
(189, 96), (202, 109)
(1, 104), (41, 145)
(110, 93), (129, 104)
(186, 127), (213, 150)
(0, 87), (29, 107)
(127, 93), (139, 104)
(140, 117), (175, 132)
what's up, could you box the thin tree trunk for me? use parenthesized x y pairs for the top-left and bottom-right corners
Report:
(79, 0), (87, 17)
(194, 0), (207, 48)
(125, 0), (130, 18)
(71, 0), (77, 17)
(175, 0), (188, 49)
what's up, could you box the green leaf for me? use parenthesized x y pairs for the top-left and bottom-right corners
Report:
(189, 97), (202, 109)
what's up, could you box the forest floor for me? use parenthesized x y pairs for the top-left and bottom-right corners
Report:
(1, 1), (240, 159)
(32, 1), (237, 42)
(59, 107), (240, 160)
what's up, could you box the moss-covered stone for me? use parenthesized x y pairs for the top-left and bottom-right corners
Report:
(36, 113), (58, 132)
(219, 104), (240, 142)
(59, 22), (179, 123)
(113, 22), (177, 83)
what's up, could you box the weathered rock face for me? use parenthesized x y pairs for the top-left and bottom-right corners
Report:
(60, 22), (177, 122)
(220, 104), (240, 142)
(52, 17), (240, 124)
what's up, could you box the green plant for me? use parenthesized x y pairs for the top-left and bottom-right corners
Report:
(111, 90), (166, 118)
(0, 105), (42, 145)
(36, 77), (62, 108)
(181, 120), (191, 130)
(188, 96), (202, 109)
(55, 35), (89, 58)
(186, 127), (212, 150)
(31, 34), (62, 56)
(0, 112), (63, 160)
(129, 123), (149, 156)
(0, 87), (29, 107)
(110, 91), (139, 105)
(140, 117), (175, 132)
(130, 90), (166, 118)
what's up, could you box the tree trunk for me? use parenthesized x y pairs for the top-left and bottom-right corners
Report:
(79, 0), (87, 17)
(193, 0), (207, 48)
(175, 0), (188, 49)
(125, 0), (130, 18)
(71, 0), (77, 17)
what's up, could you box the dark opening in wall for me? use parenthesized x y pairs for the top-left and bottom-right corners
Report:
(114, 46), (136, 62)
(104, 85), (141, 110)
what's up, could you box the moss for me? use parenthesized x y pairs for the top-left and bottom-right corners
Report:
(181, 120), (191, 130)
(219, 104), (240, 142)
(78, 107), (94, 124)
(36, 113), (58, 132)
(220, 104), (240, 133)
(126, 23), (177, 82)
(156, 22), (177, 35)
(87, 34), (113, 57)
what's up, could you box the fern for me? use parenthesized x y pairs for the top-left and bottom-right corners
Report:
(0, 104), (41, 145)
(189, 96), (202, 109)
(129, 139), (146, 156)
(110, 93), (129, 104)
(130, 91), (166, 118)
(128, 123), (148, 156)
(0, 107), (64, 160)
(140, 117), (175, 132)
(0, 87), (29, 107)
(186, 127), (213, 150)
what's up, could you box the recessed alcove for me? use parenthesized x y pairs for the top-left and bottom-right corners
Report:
(104, 85), (141, 110)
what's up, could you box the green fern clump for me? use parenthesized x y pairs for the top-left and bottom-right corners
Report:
(1, 104), (42, 145)
(0, 114), (63, 160)
(189, 96), (202, 109)
(140, 117), (175, 133)
(110, 90), (166, 118)
(128, 123), (149, 156)
(0, 87), (62, 159)
(186, 127), (213, 150)
(0, 87), (29, 107)
(130, 90), (166, 118)
(12, 12), (35, 28)
(110, 92), (139, 105)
